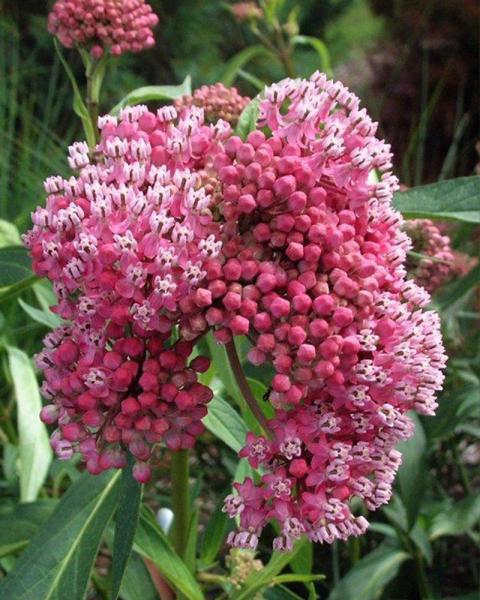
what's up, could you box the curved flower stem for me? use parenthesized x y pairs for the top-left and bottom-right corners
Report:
(171, 448), (190, 557)
(225, 339), (272, 437)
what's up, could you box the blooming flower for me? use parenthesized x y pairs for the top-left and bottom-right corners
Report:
(27, 71), (447, 545)
(213, 72), (447, 550)
(25, 103), (227, 480)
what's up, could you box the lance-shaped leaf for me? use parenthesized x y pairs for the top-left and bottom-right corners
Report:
(111, 76), (192, 115)
(202, 392), (248, 453)
(328, 542), (410, 600)
(0, 470), (121, 600)
(7, 346), (52, 502)
(134, 509), (205, 600)
(111, 455), (143, 599)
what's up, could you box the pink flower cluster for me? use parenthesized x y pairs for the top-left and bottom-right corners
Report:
(404, 218), (473, 294)
(26, 72), (446, 548)
(175, 83), (250, 127)
(24, 103), (230, 480)
(48, 0), (159, 57)
(217, 74), (446, 549)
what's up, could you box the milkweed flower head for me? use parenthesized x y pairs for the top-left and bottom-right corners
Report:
(213, 73), (447, 550)
(24, 104), (228, 480)
(26, 72), (447, 544)
(175, 84), (250, 127)
(404, 218), (473, 294)
(48, 0), (159, 58)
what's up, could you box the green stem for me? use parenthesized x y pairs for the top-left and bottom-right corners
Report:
(225, 340), (272, 437)
(414, 551), (433, 599)
(171, 449), (190, 557)
(452, 443), (472, 494)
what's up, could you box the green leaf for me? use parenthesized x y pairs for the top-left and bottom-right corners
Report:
(0, 500), (57, 558)
(265, 586), (305, 600)
(184, 508), (199, 574)
(396, 413), (427, 527)
(237, 69), (266, 92)
(272, 574), (325, 585)
(134, 509), (204, 600)
(0, 246), (33, 288)
(231, 538), (309, 600)
(119, 552), (158, 600)
(382, 499), (408, 532)
(409, 521), (433, 565)
(221, 45), (273, 86)
(235, 95), (262, 140)
(111, 76), (192, 115)
(7, 346), (52, 502)
(291, 35), (332, 76)
(328, 542), (410, 600)
(393, 176), (480, 223)
(288, 538), (313, 576)
(0, 471), (121, 600)
(0, 219), (21, 247)
(205, 334), (246, 410)
(199, 497), (230, 566)
(202, 392), (248, 453)
(18, 298), (64, 329)
(111, 455), (143, 600)
(429, 494), (480, 540)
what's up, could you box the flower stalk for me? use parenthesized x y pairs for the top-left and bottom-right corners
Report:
(171, 449), (190, 557)
(225, 339), (272, 437)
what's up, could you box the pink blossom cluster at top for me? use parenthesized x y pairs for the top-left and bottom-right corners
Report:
(25, 73), (447, 549)
(48, 0), (159, 58)
(24, 103), (231, 481)
(404, 218), (474, 294)
(175, 83), (250, 127)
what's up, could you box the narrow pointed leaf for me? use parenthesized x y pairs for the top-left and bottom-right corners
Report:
(7, 346), (52, 502)
(291, 35), (332, 76)
(328, 543), (410, 600)
(202, 393), (248, 452)
(111, 455), (143, 599)
(134, 510), (204, 600)
(235, 95), (262, 140)
(199, 496), (230, 566)
(221, 45), (272, 86)
(18, 298), (64, 329)
(396, 413), (427, 526)
(0, 471), (121, 600)
(111, 76), (192, 115)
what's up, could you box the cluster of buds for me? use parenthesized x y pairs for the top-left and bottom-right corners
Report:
(48, 0), (159, 57)
(404, 219), (473, 294)
(24, 104), (230, 480)
(175, 83), (250, 127)
(26, 72), (447, 546)
(219, 74), (447, 550)
(225, 548), (263, 593)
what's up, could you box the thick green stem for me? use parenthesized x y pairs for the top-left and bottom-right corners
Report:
(171, 449), (190, 557)
(414, 551), (433, 599)
(225, 340), (272, 437)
